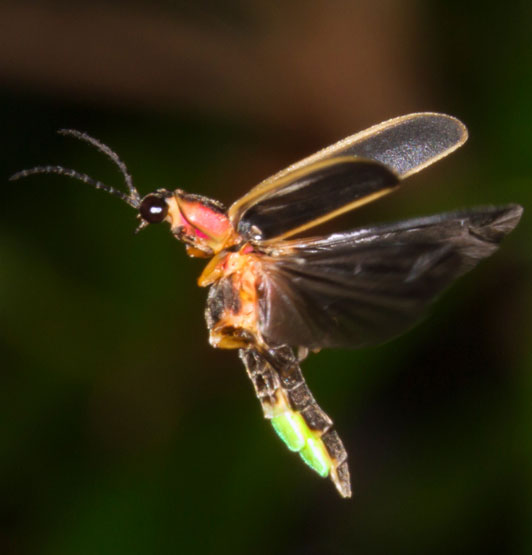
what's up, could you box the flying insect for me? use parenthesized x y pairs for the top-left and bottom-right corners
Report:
(11, 113), (523, 497)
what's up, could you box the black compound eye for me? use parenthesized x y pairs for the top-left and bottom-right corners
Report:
(139, 194), (168, 224)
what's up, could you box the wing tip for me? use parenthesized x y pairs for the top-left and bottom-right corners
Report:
(477, 203), (524, 240)
(397, 112), (469, 178)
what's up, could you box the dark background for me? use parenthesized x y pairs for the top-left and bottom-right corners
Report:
(1, 2), (531, 554)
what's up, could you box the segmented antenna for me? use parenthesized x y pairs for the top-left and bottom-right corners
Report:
(9, 130), (141, 209)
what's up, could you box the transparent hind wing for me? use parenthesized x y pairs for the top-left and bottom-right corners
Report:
(257, 205), (522, 350)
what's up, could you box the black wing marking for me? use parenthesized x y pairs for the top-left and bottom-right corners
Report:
(257, 205), (523, 350)
(234, 157), (399, 242)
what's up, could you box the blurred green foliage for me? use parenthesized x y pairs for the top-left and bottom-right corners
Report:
(1, 2), (531, 554)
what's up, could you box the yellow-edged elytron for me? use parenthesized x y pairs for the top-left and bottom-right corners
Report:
(11, 113), (523, 497)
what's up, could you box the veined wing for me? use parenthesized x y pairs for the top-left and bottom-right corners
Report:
(229, 113), (468, 242)
(256, 204), (522, 350)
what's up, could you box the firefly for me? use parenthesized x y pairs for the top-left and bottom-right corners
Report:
(11, 113), (523, 497)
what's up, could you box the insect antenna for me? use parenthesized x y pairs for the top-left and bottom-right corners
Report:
(9, 130), (141, 209)
(58, 129), (140, 204)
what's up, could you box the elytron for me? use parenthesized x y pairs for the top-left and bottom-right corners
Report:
(12, 113), (522, 497)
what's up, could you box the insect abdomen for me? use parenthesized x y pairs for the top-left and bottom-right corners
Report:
(240, 347), (351, 498)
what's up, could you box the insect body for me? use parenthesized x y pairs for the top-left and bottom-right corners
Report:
(11, 113), (523, 497)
